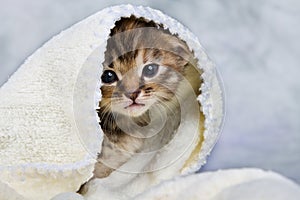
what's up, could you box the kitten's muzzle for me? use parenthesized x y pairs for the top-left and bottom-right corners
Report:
(124, 89), (141, 101)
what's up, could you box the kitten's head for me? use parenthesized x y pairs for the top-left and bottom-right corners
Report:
(100, 16), (195, 118)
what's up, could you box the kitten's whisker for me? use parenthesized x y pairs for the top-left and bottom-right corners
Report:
(154, 98), (178, 117)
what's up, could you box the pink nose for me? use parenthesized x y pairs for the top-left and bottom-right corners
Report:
(124, 89), (141, 101)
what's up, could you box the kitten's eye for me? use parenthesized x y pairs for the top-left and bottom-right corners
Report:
(101, 70), (118, 84)
(142, 64), (159, 78)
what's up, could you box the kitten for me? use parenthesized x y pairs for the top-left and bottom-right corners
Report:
(93, 16), (202, 178)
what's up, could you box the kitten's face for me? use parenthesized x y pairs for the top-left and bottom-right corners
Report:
(101, 48), (185, 117)
(100, 25), (192, 118)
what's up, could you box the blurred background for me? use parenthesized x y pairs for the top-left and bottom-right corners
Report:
(1, 0), (299, 183)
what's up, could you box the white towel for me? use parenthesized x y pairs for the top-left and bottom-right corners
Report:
(0, 5), (223, 199)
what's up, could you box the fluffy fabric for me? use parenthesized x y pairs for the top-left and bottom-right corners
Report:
(133, 168), (300, 200)
(0, 4), (223, 199)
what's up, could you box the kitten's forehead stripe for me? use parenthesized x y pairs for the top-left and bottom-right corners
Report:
(152, 49), (162, 60)
(108, 63), (114, 69)
(142, 49), (149, 64)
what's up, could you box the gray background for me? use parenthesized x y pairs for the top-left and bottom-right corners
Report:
(1, 0), (299, 183)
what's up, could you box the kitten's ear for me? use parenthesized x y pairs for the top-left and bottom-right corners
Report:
(170, 38), (195, 67)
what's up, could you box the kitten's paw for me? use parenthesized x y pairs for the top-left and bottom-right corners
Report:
(93, 162), (114, 178)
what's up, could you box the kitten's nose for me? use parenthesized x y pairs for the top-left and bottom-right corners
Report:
(124, 89), (141, 101)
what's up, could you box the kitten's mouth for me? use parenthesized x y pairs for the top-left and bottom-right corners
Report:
(125, 102), (145, 109)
